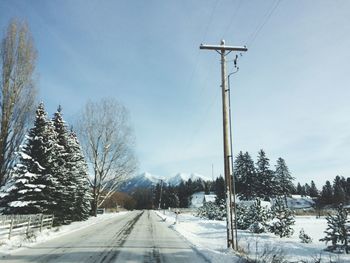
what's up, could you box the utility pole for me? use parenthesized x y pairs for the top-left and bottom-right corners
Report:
(158, 179), (163, 210)
(200, 40), (247, 250)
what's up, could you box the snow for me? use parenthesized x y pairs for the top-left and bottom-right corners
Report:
(8, 201), (35, 207)
(190, 192), (206, 208)
(0, 212), (128, 255)
(237, 198), (271, 210)
(166, 172), (210, 186)
(287, 195), (315, 209)
(155, 210), (350, 262)
(189, 192), (217, 208)
(19, 152), (32, 160)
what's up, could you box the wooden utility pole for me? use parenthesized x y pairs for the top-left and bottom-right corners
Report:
(200, 40), (247, 250)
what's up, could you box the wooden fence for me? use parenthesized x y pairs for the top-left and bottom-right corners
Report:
(0, 214), (54, 240)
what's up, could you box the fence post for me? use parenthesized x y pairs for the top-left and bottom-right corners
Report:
(40, 214), (44, 232)
(50, 215), (54, 229)
(8, 218), (14, 240)
(26, 216), (32, 234)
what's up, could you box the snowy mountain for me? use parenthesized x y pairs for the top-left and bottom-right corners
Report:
(117, 172), (210, 193)
(165, 172), (210, 186)
(117, 172), (162, 193)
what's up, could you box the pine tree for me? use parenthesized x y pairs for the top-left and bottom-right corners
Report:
(0, 103), (58, 214)
(269, 197), (295, 238)
(296, 182), (303, 195)
(214, 176), (225, 205)
(274, 157), (295, 204)
(234, 151), (256, 200)
(309, 180), (319, 198)
(67, 131), (92, 221)
(255, 150), (274, 200)
(320, 181), (333, 206)
(51, 106), (74, 223)
(236, 204), (250, 230)
(247, 198), (270, 233)
(304, 183), (311, 196)
(320, 204), (350, 253)
(333, 176), (346, 205)
(299, 228), (312, 243)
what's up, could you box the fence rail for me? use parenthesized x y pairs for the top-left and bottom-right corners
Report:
(0, 214), (54, 240)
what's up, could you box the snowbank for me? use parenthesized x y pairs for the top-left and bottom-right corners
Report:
(0, 212), (128, 255)
(155, 210), (350, 262)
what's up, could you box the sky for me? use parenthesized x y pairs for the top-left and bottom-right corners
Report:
(0, 0), (350, 186)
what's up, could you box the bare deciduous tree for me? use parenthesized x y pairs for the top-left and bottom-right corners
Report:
(0, 19), (37, 186)
(77, 98), (137, 216)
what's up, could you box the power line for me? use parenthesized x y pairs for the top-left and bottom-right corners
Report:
(221, 0), (243, 39)
(246, 0), (282, 47)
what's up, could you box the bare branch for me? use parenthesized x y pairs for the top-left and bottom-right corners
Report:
(76, 98), (138, 215)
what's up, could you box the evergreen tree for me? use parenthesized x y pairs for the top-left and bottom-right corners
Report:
(214, 176), (225, 205)
(320, 181), (333, 206)
(255, 150), (274, 200)
(51, 106), (74, 222)
(67, 131), (92, 221)
(320, 204), (350, 253)
(333, 176), (346, 205)
(304, 183), (311, 196)
(177, 181), (189, 208)
(309, 180), (319, 198)
(246, 198), (270, 233)
(196, 201), (225, 220)
(0, 103), (58, 214)
(234, 151), (256, 200)
(296, 182), (303, 195)
(299, 229), (312, 243)
(274, 157), (295, 204)
(269, 197), (295, 238)
(52, 107), (91, 221)
(346, 178), (350, 201)
(236, 204), (250, 230)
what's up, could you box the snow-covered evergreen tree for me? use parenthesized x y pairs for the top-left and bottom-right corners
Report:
(320, 204), (350, 253)
(234, 151), (256, 200)
(299, 228), (312, 243)
(67, 131), (92, 221)
(246, 198), (270, 233)
(0, 103), (58, 214)
(236, 204), (250, 230)
(196, 201), (225, 220)
(51, 106), (73, 223)
(255, 150), (275, 200)
(274, 157), (295, 205)
(269, 197), (295, 238)
(52, 107), (91, 221)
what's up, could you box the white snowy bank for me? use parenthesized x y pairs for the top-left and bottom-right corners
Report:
(0, 211), (128, 256)
(155, 210), (350, 263)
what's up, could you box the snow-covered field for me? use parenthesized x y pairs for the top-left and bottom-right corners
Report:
(0, 211), (127, 256)
(2, 210), (350, 262)
(156, 210), (350, 263)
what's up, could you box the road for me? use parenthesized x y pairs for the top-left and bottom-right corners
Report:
(1, 210), (209, 263)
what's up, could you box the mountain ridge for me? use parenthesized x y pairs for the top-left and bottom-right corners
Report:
(117, 172), (212, 193)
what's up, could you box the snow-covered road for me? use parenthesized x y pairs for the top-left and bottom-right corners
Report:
(1, 210), (208, 263)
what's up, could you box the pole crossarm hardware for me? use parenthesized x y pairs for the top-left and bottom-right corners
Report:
(200, 43), (248, 52)
(199, 40), (247, 251)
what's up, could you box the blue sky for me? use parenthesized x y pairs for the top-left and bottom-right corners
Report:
(1, 0), (350, 186)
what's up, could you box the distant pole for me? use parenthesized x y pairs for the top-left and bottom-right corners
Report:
(212, 164), (214, 182)
(200, 40), (247, 250)
(158, 179), (163, 210)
